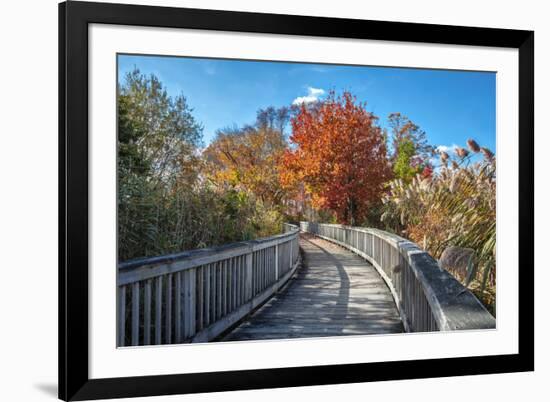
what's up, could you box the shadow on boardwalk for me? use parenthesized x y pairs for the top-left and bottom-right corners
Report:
(222, 233), (403, 341)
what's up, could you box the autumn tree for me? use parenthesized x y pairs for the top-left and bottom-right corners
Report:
(203, 124), (287, 205)
(281, 91), (392, 225)
(201, 115), (295, 239)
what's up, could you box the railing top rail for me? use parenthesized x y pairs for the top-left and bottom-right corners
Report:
(396, 240), (494, 330)
(302, 222), (408, 245)
(118, 226), (299, 286)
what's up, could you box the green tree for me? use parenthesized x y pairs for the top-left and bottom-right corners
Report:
(388, 113), (433, 183)
(117, 68), (204, 261)
(118, 68), (203, 186)
(393, 138), (421, 182)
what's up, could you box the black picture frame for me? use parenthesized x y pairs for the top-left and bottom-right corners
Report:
(59, 1), (534, 400)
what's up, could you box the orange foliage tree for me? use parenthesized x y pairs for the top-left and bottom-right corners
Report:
(203, 126), (287, 206)
(280, 91), (392, 224)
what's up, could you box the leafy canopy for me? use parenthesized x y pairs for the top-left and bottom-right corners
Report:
(280, 91), (392, 225)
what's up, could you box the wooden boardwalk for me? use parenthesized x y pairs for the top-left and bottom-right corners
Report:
(223, 233), (403, 341)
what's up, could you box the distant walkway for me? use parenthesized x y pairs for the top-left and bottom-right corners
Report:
(223, 233), (403, 341)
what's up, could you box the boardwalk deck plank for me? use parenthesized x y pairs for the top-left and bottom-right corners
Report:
(223, 233), (403, 341)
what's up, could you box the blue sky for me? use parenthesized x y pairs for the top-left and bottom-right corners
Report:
(118, 54), (496, 155)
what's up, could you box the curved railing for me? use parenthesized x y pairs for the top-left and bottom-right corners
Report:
(300, 222), (495, 332)
(117, 224), (300, 346)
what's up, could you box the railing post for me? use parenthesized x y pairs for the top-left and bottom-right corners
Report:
(175, 272), (182, 343)
(117, 285), (126, 347)
(289, 239), (293, 269)
(131, 282), (140, 346)
(166, 274), (173, 343)
(184, 269), (196, 339)
(155, 277), (162, 344)
(274, 243), (279, 280)
(144, 279), (151, 345)
(372, 233), (375, 260)
(245, 252), (253, 301)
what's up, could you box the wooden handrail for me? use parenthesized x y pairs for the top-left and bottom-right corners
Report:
(117, 224), (300, 346)
(300, 222), (496, 332)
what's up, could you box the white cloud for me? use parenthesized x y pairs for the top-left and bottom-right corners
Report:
(292, 87), (325, 105)
(436, 144), (459, 153)
(308, 87), (325, 97)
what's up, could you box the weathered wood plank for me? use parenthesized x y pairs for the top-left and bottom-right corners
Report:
(183, 270), (191, 339)
(183, 269), (196, 339)
(196, 267), (203, 331)
(131, 282), (140, 346)
(117, 285), (126, 347)
(245, 253), (252, 301)
(204, 264), (210, 326)
(216, 262), (222, 320)
(175, 272), (182, 343)
(221, 260), (226, 318)
(189, 269), (196, 336)
(144, 279), (151, 345)
(230, 257), (235, 311)
(240, 255), (245, 305)
(155, 276), (162, 344)
(236, 257), (240, 308)
(276, 246), (279, 277)
(165, 274), (172, 344)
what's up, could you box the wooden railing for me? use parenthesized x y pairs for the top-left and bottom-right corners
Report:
(117, 224), (300, 346)
(300, 222), (496, 332)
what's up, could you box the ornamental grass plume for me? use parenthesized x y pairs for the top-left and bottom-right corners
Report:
(481, 147), (494, 160)
(467, 138), (481, 153)
(455, 147), (469, 159)
(449, 173), (459, 193)
(440, 151), (449, 164)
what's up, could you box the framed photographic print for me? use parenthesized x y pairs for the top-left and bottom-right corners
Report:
(59, 1), (534, 400)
